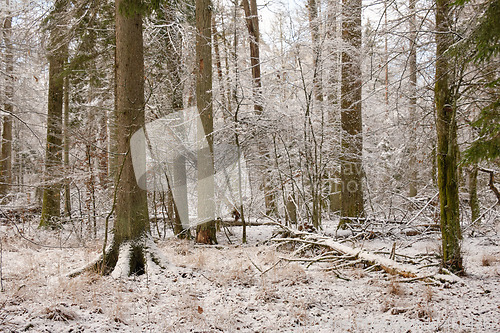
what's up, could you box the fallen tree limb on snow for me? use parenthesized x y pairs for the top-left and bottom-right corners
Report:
(275, 236), (418, 278)
(271, 224), (462, 284)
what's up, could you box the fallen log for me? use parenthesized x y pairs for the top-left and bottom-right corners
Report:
(271, 223), (462, 284)
(275, 236), (418, 278)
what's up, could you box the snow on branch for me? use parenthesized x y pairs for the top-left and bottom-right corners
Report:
(271, 224), (462, 285)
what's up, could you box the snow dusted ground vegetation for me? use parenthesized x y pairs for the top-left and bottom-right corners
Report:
(0, 218), (499, 332)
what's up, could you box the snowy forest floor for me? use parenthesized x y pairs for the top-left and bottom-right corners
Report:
(0, 217), (499, 332)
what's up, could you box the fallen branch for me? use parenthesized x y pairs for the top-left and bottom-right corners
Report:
(271, 224), (461, 283)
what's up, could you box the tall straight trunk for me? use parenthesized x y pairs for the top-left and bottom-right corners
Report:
(40, 0), (68, 227)
(242, 0), (276, 216)
(86, 84), (97, 235)
(435, 0), (463, 273)
(212, 16), (228, 116)
(468, 165), (481, 225)
(0, 11), (13, 199)
(195, 0), (217, 244)
(308, 0), (323, 102)
(63, 74), (71, 216)
(408, 0), (418, 197)
(339, 0), (364, 227)
(327, 0), (341, 213)
(107, 0), (150, 273)
(220, 10), (235, 115)
(98, 105), (109, 187)
(164, 3), (190, 239)
(307, 0), (325, 229)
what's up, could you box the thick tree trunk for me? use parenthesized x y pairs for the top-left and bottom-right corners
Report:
(107, 0), (150, 275)
(435, 0), (463, 273)
(408, 0), (418, 197)
(241, 0), (277, 216)
(40, 0), (68, 227)
(0, 13), (13, 200)
(339, 0), (364, 227)
(195, 0), (217, 244)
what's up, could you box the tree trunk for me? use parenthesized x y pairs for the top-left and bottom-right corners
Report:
(0, 12), (13, 200)
(285, 194), (297, 225)
(435, 0), (463, 273)
(468, 165), (481, 225)
(162, 3), (191, 239)
(196, 0), (217, 244)
(63, 74), (71, 216)
(40, 0), (68, 227)
(98, 105), (109, 188)
(307, 0), (323, 102)
(408, 0), (418, 197)
(326, 0), (341, 213)
(212, 16), (228, 117)
(241, 0), (277, 216)
(339, 0), (364, 227)
(106, 0), (150, 275)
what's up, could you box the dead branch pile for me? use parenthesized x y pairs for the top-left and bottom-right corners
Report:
(270, 224), (462, 285)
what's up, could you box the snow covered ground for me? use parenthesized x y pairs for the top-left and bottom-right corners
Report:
(0, 219), (498, 332)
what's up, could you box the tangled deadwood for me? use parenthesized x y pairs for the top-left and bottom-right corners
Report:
(271, 223), (462, 284)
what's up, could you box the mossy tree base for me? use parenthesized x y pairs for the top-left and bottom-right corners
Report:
(69, 234), (168, 278)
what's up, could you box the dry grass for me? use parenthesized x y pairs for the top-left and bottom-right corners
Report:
(220, 259), (255, 286)
(270, 263), (309, 286)
(41, 304), (78, 322)
(387, 279), (404, 296)
(423, 285), (433, 303)
(481, 254), (497, 267)
(255, 282), (279, 303)
(380, 299), (394, 313)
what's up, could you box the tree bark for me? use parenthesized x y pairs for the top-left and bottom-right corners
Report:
(212, 16), (228, 117)
(196, 0), (217, 244)
(307, 0), (323, 102)
(435, 0), (463, 273)
(340, 0), (365, 227)
(107, 0), (150, 274)
(63, 74), (71, 216)
(0, 11), (13, 200)
(241, 0), (277, 216)
(40, 0), (68, 227)
(468, 165), (481, 224)
(326, 0), (341, 213)
(98, 104), (109, 188)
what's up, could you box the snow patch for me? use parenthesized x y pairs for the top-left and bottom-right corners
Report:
(111, 242), (132, 279)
